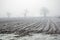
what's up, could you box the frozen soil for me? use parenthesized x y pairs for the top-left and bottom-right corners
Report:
(0, 33), (60, 40)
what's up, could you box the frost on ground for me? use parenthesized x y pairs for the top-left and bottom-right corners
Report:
(0, 33), (60, 40)
(0, 18), (60, 40)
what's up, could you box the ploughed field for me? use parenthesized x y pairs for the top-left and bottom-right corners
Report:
(0, 17), (60, 40)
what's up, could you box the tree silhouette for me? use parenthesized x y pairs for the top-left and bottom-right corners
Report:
(41, 7), (49, 17)
(24, 9), (28, 17)
(7, 12), (11, 18)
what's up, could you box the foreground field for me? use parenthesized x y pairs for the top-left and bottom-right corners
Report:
(0, 17), (60, 40)
(0, 33), (60, 40)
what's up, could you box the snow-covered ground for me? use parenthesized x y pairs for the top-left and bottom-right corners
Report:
(0, 17), (60, 40)
(0, 33), (60, 40)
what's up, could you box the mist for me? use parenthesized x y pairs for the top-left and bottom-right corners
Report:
(0, 0), (60, 40)
(0, 0), (60, 18)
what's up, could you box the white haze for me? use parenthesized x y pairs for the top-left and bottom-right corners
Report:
(0, 0), (60, 17)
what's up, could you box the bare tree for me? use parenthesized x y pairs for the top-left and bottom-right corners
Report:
(7, 12), (11, 18)
(41, 7), (49, 17)
(24, 9), (28, 17)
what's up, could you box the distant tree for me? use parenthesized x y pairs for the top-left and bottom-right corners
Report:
(24, 9), (28, 17)
(7, 12), (11, 18)
(41, 7), (49, 17)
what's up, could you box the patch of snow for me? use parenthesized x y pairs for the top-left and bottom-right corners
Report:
(0, 33), (60, 40)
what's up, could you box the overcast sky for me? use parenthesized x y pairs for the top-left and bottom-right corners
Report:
(0, 0), (60, 17)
